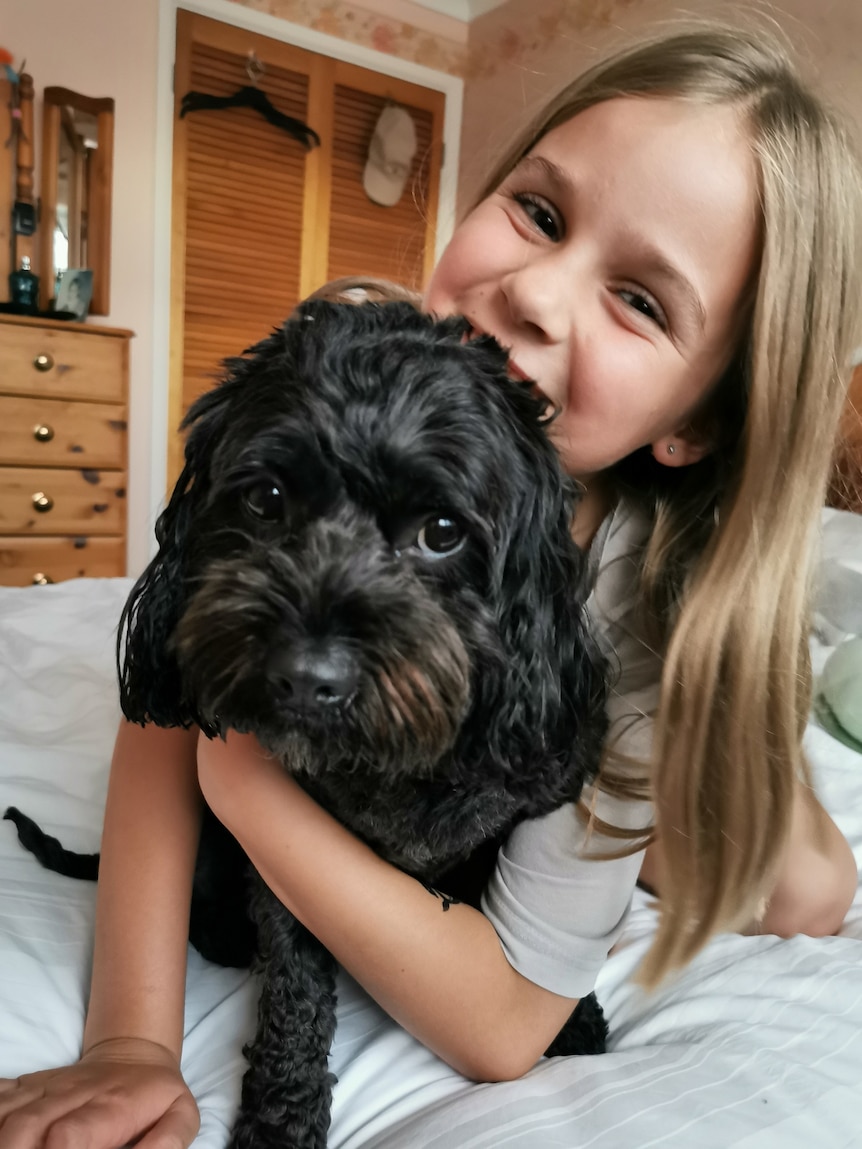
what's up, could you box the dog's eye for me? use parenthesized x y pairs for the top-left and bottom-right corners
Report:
(416, 516), (465, 559)
(243, 480), (285, 522)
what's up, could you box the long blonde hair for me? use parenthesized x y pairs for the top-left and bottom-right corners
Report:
(478, 25), (862, 986)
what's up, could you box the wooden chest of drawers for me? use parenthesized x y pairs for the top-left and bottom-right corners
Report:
(0, 314), (133, 585)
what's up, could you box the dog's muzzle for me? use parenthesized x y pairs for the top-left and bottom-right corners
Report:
(172, 514), (473, 774)
(267, 638), (359, 714)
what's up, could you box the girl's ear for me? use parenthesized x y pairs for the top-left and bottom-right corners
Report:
(651, 423), (715, 468)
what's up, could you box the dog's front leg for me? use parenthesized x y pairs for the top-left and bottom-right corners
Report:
(229, 872), (338, 1149)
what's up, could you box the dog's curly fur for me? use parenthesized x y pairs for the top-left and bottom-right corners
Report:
(7, 301), (609, 1149)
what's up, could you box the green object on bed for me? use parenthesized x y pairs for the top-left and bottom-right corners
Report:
(816, 636), (862, 751)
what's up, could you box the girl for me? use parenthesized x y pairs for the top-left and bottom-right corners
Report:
(1, 22), (860, 1149)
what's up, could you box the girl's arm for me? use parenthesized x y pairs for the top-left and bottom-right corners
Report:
(639, 780), (857, 938)
(758, 781), (857, 938)
(0, 722), (203, 1149)
(197, 729), (581, 1083)
(85, 722), (202, 1056)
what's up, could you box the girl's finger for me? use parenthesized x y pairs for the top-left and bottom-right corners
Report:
(131, 1098), (201, 1149)
(0, 1083), (51, 1126)
(0, 1095), (84, 1149)
(0, 1086), (196, 1149)
(39, 1098), (140, 1149)
(0, 1078), (97, 1125)
(0, 1078), (43, 1104)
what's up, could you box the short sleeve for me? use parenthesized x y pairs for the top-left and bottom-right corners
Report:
(481, 797), (648, 997)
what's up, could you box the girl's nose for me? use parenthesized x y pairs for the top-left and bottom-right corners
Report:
(500, 255), (572, 344)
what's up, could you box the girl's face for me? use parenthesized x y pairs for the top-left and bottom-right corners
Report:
(424, 97), (760, 483)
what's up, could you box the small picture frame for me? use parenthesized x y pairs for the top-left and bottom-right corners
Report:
(55, 269), (94, 322)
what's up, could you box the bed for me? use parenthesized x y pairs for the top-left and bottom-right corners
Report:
(2, 508), (861, 1149)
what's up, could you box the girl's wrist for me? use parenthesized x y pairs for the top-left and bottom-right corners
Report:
(81, 1035), (181, 1069)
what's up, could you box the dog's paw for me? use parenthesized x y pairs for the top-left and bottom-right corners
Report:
(229, 1111), (329, 1149)
(228, 1130), (325, 1149)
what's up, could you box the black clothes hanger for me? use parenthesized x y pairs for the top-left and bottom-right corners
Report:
(180, 86), (321, 150)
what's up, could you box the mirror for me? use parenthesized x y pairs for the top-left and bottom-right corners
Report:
(39, 86), (114, 316)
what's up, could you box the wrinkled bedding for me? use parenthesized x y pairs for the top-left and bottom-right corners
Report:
(1, 509), (860, 1148)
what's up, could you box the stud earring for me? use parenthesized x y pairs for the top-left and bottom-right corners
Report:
(667, 443), (676, 455)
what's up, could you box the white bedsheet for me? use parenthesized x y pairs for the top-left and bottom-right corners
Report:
(1, 509), (861, 1148)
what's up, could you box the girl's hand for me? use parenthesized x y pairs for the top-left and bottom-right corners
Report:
(0, 1037), (199, 1149)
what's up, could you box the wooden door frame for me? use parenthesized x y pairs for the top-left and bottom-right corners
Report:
(148, 0), (463, 552)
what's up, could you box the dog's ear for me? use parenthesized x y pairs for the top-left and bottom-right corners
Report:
(117, 463), (195, 727)
(118, 316), (312, 726)
(117, 378), (241, 727)
(482, 460), (608, 803)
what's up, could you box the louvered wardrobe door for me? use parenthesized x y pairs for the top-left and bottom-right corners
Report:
(326, 65), (442, 291)
(182, 43), (308, 394)
(171, 11), (322, 463)
(169, 12), (446, 488)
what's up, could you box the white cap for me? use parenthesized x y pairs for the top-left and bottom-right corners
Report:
(363, 105), (418, 207)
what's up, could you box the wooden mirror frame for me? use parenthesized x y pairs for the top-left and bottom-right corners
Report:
(39, 86), (115, 316)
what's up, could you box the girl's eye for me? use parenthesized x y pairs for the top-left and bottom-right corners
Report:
(618, 287), (668, 331)
(416, 516), (466, 560)
(243, 480), (285, 522)
(513, 193), (561, 241)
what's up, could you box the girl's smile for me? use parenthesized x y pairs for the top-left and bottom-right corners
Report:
(424, 96), (761, 484)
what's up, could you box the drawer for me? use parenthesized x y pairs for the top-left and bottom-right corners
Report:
(0, 324), (126, 403)
(0, 535), (126, 585)
(0, 396), (127, 469)
(0, 466), (126, 535)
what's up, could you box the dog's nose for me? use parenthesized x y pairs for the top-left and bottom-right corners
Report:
(269, 642), (359, 712)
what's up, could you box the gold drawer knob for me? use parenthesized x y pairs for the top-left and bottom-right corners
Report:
(32, 491), (54, 513)
(34, 353), (55, 372)
(32, 572), (54, 586)
(33, 423), (55, 443)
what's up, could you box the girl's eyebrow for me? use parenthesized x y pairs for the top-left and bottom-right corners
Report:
(512, 153), (572, 192)
(513, 153), (707, 337)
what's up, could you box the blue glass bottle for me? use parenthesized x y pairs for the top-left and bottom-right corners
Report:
(9, 256), (39, 311)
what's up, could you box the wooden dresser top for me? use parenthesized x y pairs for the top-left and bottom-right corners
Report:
(0, 313), (134, 340)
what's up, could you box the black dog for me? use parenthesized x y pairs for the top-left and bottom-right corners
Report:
(7, 300), (608, 1149)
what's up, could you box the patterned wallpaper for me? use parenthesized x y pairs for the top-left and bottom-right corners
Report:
(466, 0), (644, 80)
(226, 0), (469, 75)
(222, 0), (862, 108)
(222, 0), (649, 84)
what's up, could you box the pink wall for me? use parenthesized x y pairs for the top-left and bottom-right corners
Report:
(226, 0), (469, 73)
(461, 0), (862, 213)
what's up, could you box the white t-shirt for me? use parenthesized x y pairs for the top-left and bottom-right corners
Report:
(481, 500), (659, 998)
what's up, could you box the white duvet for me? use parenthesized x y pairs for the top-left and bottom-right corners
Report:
(1, 510), (861, 1148)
